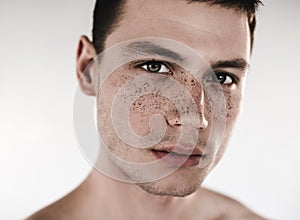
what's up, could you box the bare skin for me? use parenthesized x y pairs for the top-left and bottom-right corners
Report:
(28, 169), (265, 220)
(28, 0), (267, 219)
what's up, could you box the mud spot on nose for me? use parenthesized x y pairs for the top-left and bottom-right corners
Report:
(191, 79), (196, 86)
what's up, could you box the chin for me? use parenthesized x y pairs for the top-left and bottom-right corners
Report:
(137, 180), (200, 197)
(137, 167), (206, 197)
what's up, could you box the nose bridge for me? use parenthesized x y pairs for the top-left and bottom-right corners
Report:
(165, 73), (208, 129)
(184, 85), (208, 129)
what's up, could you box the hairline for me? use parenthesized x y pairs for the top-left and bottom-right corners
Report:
(93, 0), (258, 54)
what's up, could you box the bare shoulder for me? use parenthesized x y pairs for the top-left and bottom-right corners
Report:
(26, 197), (72, 220)
(26, 191), (80, 220)
(26, 203), (60, 220)
(26, 180), (95, 220)
(193, 187), (268, 220)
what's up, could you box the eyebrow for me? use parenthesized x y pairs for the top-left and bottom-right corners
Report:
(125, 41), (184, 61)
(211, 58), (249, 71)
(125, 42), (249, 71)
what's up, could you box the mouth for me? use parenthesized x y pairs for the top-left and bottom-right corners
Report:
(151, 147), (203, 167)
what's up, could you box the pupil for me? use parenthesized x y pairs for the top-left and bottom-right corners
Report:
(214, 73), (226, 83)
(148, 62), (161, 72)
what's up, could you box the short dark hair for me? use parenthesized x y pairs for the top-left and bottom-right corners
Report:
(92, 0), (262, 54)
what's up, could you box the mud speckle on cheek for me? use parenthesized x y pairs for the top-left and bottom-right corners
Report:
(129, 94), (172, 136)
(225, 92), (242, 120)
(204, 86), (243, 123)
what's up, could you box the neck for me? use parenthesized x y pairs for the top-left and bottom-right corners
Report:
(78, 169), (188, 220)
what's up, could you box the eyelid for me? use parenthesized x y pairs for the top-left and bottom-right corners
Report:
(214, 70), (239, 83)
(203, 70), (239, 87)
(134, 60), (174, 74)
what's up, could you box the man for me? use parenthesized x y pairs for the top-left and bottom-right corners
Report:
(28, 0), (266, 219)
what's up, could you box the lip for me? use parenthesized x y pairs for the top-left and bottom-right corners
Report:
(151, 146), (203, 167)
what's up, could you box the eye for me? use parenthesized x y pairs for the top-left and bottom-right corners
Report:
(140, 61), (171, 74)
(211, 71), (236, 85)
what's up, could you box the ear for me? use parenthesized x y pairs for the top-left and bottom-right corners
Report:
(76, 35), (97, 96)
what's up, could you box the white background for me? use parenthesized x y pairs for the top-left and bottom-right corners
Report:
(1, 0), (299, 219)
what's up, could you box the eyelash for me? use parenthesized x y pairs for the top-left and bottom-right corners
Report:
(210, 71), (237, 86)
(136, 60), (237, 86)
(137, 60), (172, 74)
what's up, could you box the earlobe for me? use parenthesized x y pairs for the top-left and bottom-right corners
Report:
(76, 35), (97, 96)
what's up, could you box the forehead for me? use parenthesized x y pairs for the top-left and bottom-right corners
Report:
(104, 0), (250, 63)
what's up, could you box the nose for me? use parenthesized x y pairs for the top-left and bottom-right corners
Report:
(165, 87), (208, 130)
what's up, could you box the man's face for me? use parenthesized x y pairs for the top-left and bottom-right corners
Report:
(95, 0), (250, 196)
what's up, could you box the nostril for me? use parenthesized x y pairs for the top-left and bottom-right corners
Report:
(166, 116), (181, 127)
(199, 112), (208, 129)
(199, 117), (208, 129)
(166, 113), (208, 129)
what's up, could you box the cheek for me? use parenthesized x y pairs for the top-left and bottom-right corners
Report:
(208, 92), (243, 166)
(96, 68), (139, 149)
(128, 94), (174, 136)
(204, 86), (242, 120)
(224, 91), (243, 124)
